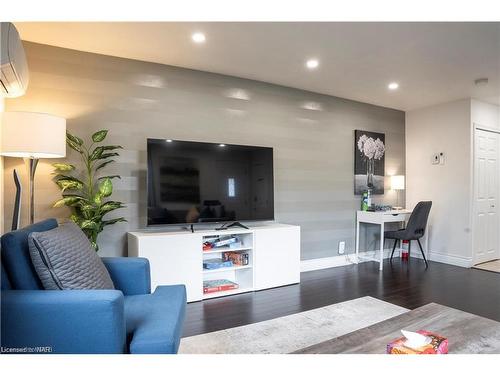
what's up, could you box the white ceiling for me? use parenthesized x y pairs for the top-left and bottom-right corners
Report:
(15, 22), (500, 111)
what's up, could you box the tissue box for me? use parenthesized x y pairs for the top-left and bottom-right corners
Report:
(387, 330), (448, 354)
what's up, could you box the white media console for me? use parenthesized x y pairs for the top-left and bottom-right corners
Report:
(128, 223), (300, 302)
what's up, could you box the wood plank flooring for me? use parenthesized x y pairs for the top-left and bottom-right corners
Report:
(183, 258), (500, 337)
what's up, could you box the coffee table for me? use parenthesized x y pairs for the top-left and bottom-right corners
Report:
(294, 303), (500, 354)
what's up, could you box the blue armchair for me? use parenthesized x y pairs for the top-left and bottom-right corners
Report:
(1, 219), (186, 354)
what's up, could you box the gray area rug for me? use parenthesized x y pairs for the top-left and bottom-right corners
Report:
(179, 296), (409, 354)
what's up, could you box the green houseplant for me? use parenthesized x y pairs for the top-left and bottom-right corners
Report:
(52, 130), (126, 250)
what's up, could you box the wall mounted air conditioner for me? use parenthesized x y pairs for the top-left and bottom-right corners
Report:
(1, 22), (29, 98)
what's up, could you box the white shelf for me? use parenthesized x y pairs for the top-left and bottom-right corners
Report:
(202, 287), (254, 299)
(202, 265), (253, 274)
(203, 246), (252, 254)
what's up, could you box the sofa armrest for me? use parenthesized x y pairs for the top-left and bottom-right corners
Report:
(1, 290), (125, 354)
(101, 257), (151, 295)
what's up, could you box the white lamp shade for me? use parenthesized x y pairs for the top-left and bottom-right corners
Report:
(0, 111), (66, 158)
(391, 175), (405, 190)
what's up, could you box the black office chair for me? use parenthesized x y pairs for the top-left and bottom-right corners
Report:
(385, 201), (432, 268)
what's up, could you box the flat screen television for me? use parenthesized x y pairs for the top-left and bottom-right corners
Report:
(147, 139), (274, 226)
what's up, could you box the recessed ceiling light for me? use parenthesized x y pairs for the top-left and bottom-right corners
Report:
(192, 32), (206, 43)
(306, 59), (319, 69)
(388, 82), (399, 90)
(219, 144), (226, 147)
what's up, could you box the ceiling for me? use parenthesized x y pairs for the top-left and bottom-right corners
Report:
(14, 22), (500, 111)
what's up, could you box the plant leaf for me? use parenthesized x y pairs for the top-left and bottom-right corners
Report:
(56, 175), (84, 184)
(93, 192), (102, 205)
(53, 196), (83, 208)
(67, 139), (83, 153)
(101, 145), (123, 151)
(89, 146), (104, 161)
(99, 152), (119, 160)
(56, 178), (83, 192)
(80, 220), (99, 230)
(52, 163), (75, 172)
(95, 160), (115, 172)
(66, 132), (83, 146)
(91, 130), (108, 143)
(100, 201), (124, 214)
(102, 217), (127, 226)
(97, 175), (121, 180)
(70, 214), (80, 224)
(99, 177), (113, 198)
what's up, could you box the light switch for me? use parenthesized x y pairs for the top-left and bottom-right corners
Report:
(432, 153), (440, 165)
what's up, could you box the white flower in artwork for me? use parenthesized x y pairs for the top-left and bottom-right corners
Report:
(357, 134), (368, 153)
(363, 137), (377, 159)
(357, 134), (386, 160)
(374, 138), (385, 160)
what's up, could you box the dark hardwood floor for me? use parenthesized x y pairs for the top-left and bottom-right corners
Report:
(182, 258), (500, 337)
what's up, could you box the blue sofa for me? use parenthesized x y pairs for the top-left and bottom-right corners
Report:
(0, 219), (186, 354)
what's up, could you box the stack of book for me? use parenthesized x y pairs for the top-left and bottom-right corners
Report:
(203, 258), (234, 270)
(203, 279), (239, 294)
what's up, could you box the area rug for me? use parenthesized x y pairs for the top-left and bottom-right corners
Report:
(473, 260), (500, 274)
(179, 296), (409, 354)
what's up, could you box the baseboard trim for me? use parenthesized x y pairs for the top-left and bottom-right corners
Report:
(301, 249), (393, 272)
(410, 251), (473, 268)
(301, 249), (473, 272)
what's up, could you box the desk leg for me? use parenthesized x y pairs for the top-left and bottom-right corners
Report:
(379, 222), (384, 271)
(355, 218), (360, 264)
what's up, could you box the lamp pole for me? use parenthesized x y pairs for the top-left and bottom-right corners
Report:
(25, 157), (39, 224)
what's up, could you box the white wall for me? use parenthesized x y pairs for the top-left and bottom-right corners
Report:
(406, 99), (473, 267)
(471, 99), (500, 130)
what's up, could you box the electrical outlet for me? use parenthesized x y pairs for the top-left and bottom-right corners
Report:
(338, 241), (345, 255)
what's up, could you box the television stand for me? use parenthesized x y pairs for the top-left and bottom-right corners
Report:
(128, 223), (300, 302)
(215, 221), (249, 231)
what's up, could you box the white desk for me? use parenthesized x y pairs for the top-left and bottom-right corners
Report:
(355, 210), (412, 271)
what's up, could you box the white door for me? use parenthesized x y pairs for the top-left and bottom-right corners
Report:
(474, 129), (500, 265)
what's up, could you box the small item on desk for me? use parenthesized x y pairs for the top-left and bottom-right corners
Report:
(387, 330), (448, 354)
(361, 191), (369, 211)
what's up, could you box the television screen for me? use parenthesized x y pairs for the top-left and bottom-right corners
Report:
(147, 139), (274, 226)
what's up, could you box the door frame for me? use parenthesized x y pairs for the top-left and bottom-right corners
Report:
(471, 123), (500, 266)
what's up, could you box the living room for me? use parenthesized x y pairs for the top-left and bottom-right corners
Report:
(1, 0), (499, 372)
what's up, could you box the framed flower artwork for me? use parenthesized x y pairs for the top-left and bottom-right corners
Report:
(354, 130), (385, 195)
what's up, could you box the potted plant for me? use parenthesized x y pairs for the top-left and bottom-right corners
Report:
(52, 130), (126, 250)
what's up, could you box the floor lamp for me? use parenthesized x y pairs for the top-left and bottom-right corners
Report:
(1, 112), (66, 224)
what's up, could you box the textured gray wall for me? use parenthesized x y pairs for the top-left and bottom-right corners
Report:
(3, 42), (405, 259)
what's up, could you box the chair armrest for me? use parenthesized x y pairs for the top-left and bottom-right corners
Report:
(1, 289), (125, 354)
(101, 257), (151, 295)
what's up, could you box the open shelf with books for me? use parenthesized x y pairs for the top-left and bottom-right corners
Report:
(202, 231), (254, 299)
